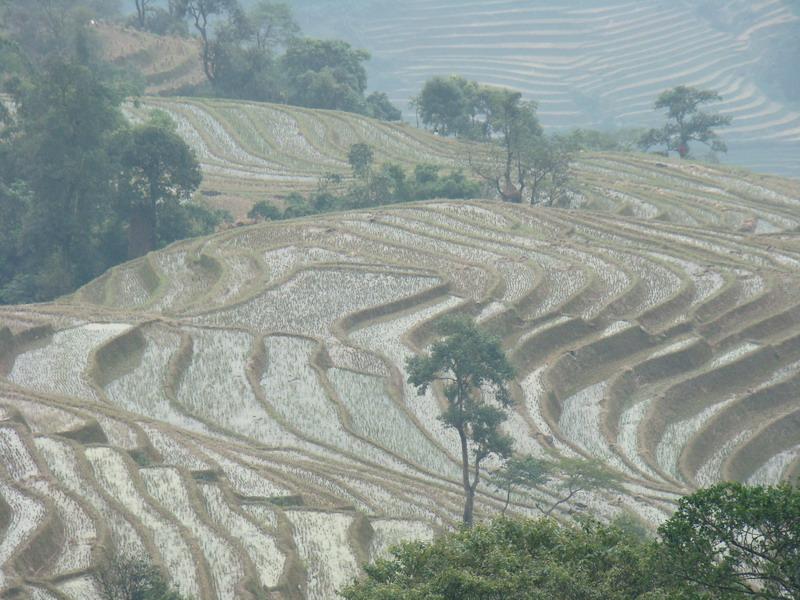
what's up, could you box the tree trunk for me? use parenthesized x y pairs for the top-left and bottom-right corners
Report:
(458, 426), (475, 527)
(502, 486), (511, 515)
(135, 0), (146, 28)
(128, 202), (156, 259)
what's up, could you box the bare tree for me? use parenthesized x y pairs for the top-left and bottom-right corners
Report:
(133, 0), (152, 28)
(538, 458), (621, 517)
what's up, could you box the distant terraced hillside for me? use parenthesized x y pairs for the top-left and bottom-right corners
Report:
(128, 96), (800, 228)
(294, 0), (800, 177)
(3, 187), (800, 597)
(126, 96), (471, 216)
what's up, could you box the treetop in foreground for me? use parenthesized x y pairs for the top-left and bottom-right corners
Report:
(341, 517), (680, 600)
(343, 483), (800, 600)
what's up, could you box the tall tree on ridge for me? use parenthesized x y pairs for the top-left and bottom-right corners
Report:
(639, 86), (732, 159)
(407, 315), (515, 527)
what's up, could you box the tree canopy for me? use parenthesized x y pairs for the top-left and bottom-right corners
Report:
(344, 483), (800, 599)
(115, 116), (202, 259)
(659, 482), (800, 599)
(342, 517), (693, 600)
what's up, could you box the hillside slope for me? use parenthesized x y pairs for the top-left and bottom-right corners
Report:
(130, 96), (800, 229)
(293, 0), (800, 177)
(2, 189), (800, 597)
(97, 24), (206, 95)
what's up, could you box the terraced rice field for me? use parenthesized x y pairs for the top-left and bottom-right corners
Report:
(127, 95), (800, 220)
(297, 0), (800, 176)
(123, 96), (470, 216)
(3, 164), (800, 598)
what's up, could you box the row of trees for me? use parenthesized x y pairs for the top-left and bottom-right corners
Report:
(413, 75), (733, 190)
(247, 142), (480, 222)
(130, 0), (402, 120)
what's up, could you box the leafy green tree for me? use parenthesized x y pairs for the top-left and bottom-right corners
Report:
(406, 315), (515, 527)
(176, 0), (239, 82)
(639, 86), (732, 158)
(659, 482), (800, 599)
(365, 91), (402, 122)
(283, 38), (370, 111)
(414, 75), (479, 136)
(115, 116), (202, 258)
(206, 0), (298, 101)
(410, 167), (480, 200)
(248, 199), (282, 221)
(6, 57), (126, 296)
(341, 517), (696, 599)
(347, 142), (374, 179)
(247, 1), (299, 52)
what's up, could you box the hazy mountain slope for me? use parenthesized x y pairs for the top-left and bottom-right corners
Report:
(97, 24), (206, 95)
(290, 0), (800, 177)
(3, 188), (800, 597)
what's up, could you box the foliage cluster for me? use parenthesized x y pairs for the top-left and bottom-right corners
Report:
(97, 554), (189, 600)
(344, 482), (800, 600)
(0, 18), (224, 304)
(133, 0), (402, 120)
(248, 143), (480, 221)
(412, 76), (575, 205)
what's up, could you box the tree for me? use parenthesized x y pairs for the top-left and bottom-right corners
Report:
(659, 482), (800, 599)
(468, 89), (548, 203)
(406, 315), (515, 527)
(347, 142), (374, 179)
(282, 38), (371, 112)
(365, 91), (402, 122)
(6, 57), (126, 295)
(176, 0), (238, 82)
(539, 134), (576, 206)
(341, 517), (696, 599)
(115, 115), (202, 259)
(134, 0), (153, 29)
(97, 554), (187, 600)
(414, 75), (479, 136)
(639, 86), (732, 158)
(247, 0), (299, 52)
(491, 455), (552, 515)
(248, 199), (282, 221)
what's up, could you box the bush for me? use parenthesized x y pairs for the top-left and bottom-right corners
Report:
(248, 200), (283, 221)
(342, 517), (690, 599)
